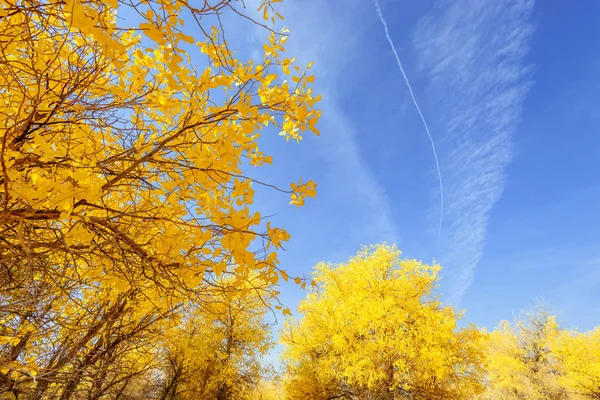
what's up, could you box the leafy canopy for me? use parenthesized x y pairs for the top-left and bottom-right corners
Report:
(0, 0), (321, 395)
(281, 244), (486, 400)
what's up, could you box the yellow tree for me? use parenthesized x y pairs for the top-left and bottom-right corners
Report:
(280, 244), (486, 400)
(249, 379), (286, 400)
(549, 326), (600, 399)
(0, 0), (320, 395)
(155, 278), (275, 400)
(482, 305), (568, 400)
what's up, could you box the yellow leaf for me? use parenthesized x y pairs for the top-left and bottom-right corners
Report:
(213, 262), (226, 277)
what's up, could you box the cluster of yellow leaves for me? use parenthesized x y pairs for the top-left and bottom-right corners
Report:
(281, 244), (487, 400)
(0, 0), (321, 300)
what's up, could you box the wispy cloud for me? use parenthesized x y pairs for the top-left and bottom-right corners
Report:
(373, 0), (444, 237)
(414, 0), (535, 303)
(284, 0), (399, 248)
(245, 0), (398, 251)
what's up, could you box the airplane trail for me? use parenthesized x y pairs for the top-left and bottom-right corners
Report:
(373, 0), (444, 236)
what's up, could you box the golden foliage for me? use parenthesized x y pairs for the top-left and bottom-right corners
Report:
(0, 0), (320, 397)
(480, 304), (600, 400)
(0, 0), (320, 301)
(0, 0), (597, 396)
(281, 244), (487, 400)
(155, 278), (275, 400)
(550, 327), (600, 399)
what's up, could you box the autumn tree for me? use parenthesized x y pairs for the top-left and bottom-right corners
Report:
(0, 0), (321, 396)
(250, 379), (286, 400)
(0, 268), (172, 399)
(154, 278), (275, 400)
(280, 244), (486, 400)
(482, 304), (568, 400)
(548, 325), (600, 399)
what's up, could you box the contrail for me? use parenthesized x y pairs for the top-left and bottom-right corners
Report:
(373, 0), (444, 236)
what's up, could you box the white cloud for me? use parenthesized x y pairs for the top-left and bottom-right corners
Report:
(414, 0), (535, 303)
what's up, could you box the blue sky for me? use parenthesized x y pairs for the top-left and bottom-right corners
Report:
(222, 0), (600, 332)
